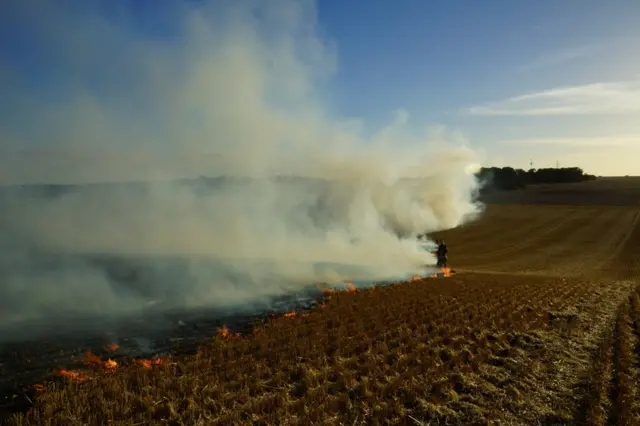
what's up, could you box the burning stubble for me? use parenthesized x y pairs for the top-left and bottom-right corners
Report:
(0, 0), (485, 339)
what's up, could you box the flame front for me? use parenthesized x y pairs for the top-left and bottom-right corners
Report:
(316, 281), (357, 294)
(134, 357), (165, 369)
(430, 267), (454, 278)
(216, 324), (241, 340)
(104, 359), (118, 370)
(78, 350), (118, 371)
(54, 350), (169, 383)
(47, 269), (459, 390)
(54, 368), (90, 383)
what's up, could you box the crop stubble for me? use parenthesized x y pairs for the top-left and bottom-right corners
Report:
(6, 183), (640, 425)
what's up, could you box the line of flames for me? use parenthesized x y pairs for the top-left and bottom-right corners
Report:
(40, 345), (170, 388)
(35, 268), (453, 391)
(217, 269), (451, 340)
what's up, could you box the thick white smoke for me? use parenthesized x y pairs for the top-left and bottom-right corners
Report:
(0, 0), (484, 335)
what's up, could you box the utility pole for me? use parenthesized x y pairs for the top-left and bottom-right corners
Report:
(530, 159), (533, 170)
(556, 160), (559, 168)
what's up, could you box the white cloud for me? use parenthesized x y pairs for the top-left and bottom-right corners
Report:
(518, 44), (602, 72)
(467, 80), (640, 116)
(501, 134), (640, 147)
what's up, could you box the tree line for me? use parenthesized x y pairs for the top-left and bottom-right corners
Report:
(475, 166), (597, 191)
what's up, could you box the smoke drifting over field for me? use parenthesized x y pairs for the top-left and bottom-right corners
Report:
(0, 0), (484, 337)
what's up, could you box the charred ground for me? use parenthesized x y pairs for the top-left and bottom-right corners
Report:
(4, 177), (640, 425)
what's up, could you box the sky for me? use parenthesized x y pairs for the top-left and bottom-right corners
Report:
(1, 0), (639, 183)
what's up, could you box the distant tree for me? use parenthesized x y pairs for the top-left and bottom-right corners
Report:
(475, 165), (596, 191)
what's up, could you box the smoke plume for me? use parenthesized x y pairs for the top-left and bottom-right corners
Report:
(0, 0), (484, 337)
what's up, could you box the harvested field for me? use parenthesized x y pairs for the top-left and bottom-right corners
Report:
(4, 178), (640, 425)
(480, 177), (640, 206)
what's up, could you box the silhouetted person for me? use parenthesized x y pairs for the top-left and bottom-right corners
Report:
(436, 240), (448, 268)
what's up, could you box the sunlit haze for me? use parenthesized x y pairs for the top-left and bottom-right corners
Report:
(0, 0), (490, 329)
(1, 0), (639, 181)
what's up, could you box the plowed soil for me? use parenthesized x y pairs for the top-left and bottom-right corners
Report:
(5, 178), (640, 425)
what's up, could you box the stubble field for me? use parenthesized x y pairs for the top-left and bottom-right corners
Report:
(5, 178), (640, 425)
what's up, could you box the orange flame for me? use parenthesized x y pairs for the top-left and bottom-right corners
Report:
(54, 351), (168, 384)
(54, 368), (90, 383)
(279, 311), (309, 320)
(316, 281), (357, 294)
(104, 343), (119, 352)
(216, 324), (241, 340)
(104, 359), (118, 370)
(431, 267), (454, 278)
(134, 357), (165, 369)
(76, 350), (119, 372)
(81, 350), (102, 366)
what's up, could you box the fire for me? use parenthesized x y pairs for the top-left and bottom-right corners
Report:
(54, 368), (90, 383)
(316, 281), (358, 294)
(104, 359), (118, 370)
(441, 267), (453, 276)
(431, 267), (454, 278)
(282, 311), (309, 319)
(80, 350), (100, 366)
(77, 350), (117, 370)
(406, 267), (455, 282)
(72, 350), (119, 372)
(104, 343), (119, 352)
(216, 324), (241, 340)
(52, 350), (169, 385)
(134, 357), (165, 369)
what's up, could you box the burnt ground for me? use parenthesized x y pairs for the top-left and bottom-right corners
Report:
(0, 290), (327, 422)
(0, 256), (432, 422)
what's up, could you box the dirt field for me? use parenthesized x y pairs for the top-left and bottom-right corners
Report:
(5, 178), (640, 425)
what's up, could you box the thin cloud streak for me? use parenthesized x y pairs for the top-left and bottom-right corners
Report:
(517, 44), (602, 72)
(467, 80), (640, 116)
(501, 134), (640, 147)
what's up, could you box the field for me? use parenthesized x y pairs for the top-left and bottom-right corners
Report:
(4, 178), (640, 425)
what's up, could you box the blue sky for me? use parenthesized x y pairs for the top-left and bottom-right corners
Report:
(1, 0), (639, 183)
(321, 0), (640, 174)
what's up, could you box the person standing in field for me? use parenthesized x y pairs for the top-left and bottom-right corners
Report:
(436, 240), (448, 268)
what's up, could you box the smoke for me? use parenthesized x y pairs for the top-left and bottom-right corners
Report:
(0, 0), (484, 337)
